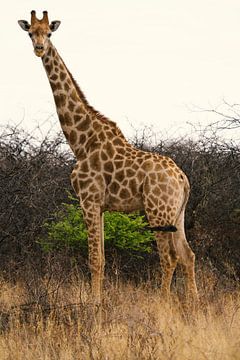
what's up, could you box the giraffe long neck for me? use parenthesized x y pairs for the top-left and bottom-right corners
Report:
(42, 42), (127, 158)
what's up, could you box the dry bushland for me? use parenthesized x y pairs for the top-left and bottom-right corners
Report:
(0, 125), (239, 282)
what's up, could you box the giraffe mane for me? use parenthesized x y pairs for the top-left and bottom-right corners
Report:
(58, 54), (127, 140)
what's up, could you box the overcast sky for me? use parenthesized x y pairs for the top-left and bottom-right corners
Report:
(1, 0), (240, 141)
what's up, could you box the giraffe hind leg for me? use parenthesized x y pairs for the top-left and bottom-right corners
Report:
(173, 212), (198, 299)
(143, 184), (179, 296)
(149, 207), (198, 300)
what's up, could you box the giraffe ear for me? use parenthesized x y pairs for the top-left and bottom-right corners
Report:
(18, 20), (30, 31)
(50, 21), (61, 32)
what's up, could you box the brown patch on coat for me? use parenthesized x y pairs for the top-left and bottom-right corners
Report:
(115, 160), (124, 169)
(75, 148), (86, 161)
(86, 134), (100, 152)
(125, 159), (132, 167)
(104, 161), (114, 173)
(101, 151), (108, 161)
(153, 187), (161, 196)
(64, 82), (70, 92)
(74, 115), (83, 123)
(115, 169), (125, 182)
(76, 116), (91, 131)
(126, 168), (135, 177)
(129, 178), (138, 195)
(68, 100), (75, 111)
(166, 169), (174, 177)
(104, 142), (115, 158)
(79, 133), (86, 144)
(137, 170), (145, 182)
(104, 173), (112, 185)
(162, 159), (168, 167)
(119, 188), (131, 199)
(159, 184), (167, 193)
(142, 160), (154, 172)
(64, 112), (73, 126)
(52, 48), (56, 57)
(109, 181), (120, 194)
(47, 47), (52, 56)
(50, 73), (58, 81)
(54, 94), (66, 107)
(75, 106), (85, 115)
(79, 179), (92, 190)
(55, 82), (62, 90)
(95, 174), (105, 190)
(70, 89), (79, 102)
(106, 131), (114, 139)
(92, 121), (102, 132)
(98, 132), (106, 142)
(45, 63), (53, 74)
(144, 177), (151, 194)
(155, 163), (163, 171)
(117, 147), (125, 155)
(89, 152), (101, 172)
(113, 138), (125, 147)
(69, 130), (77, 145)
(89, 184), (98, 193)
(60, 71), (67, 81)
(80, 161), (89, 173)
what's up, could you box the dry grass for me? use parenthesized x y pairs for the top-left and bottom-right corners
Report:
(0, 271), (239, 360)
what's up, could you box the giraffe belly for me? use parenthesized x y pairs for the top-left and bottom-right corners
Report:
(104, 199), (144, 213)
(104, 188), (144, 213)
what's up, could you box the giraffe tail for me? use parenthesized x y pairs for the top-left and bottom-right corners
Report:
(145, 225), (177, 232)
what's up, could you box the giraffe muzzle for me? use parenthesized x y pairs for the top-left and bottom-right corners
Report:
(35, 44), (44, 51)
(34, 45), (45, 57)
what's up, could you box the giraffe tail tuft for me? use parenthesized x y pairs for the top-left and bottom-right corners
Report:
(145, 225), (177, 232)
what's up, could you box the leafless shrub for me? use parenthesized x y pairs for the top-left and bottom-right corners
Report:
(0, 125), (75, 277)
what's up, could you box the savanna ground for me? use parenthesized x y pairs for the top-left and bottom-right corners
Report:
(0, 269), (239, 360)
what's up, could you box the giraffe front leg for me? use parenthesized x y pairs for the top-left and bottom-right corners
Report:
(155, 232), (179, 299)
(83, 204), (105, 305)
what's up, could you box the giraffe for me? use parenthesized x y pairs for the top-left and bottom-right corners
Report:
(18, 11), (198, 304)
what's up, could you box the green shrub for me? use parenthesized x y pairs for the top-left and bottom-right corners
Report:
(40, 197), (154, 255)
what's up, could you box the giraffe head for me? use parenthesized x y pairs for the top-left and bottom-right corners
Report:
(18, 10), (61, 57)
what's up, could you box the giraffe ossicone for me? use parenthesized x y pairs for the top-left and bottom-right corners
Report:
(18, 11), (198, 303)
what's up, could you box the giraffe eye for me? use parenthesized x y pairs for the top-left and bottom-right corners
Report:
(29, 32), (33, 38)
(47, 33), (52, 38)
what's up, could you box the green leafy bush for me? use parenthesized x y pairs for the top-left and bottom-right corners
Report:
(41, 197), (154, 255)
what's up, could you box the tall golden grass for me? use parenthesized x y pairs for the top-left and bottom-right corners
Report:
(0, 270), (239, 360)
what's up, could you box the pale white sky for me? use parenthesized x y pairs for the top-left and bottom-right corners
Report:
(1, 0), (240, 141)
